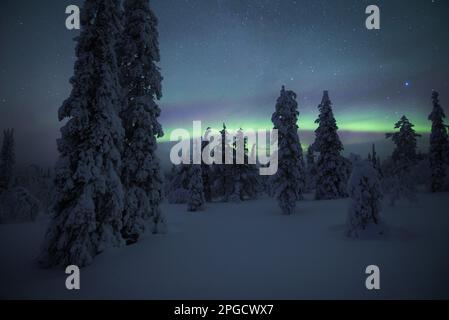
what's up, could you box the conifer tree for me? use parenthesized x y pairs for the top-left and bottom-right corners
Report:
(201, 128), (213, 202)
(305, 145), (316, 191)
(40, 0), (125, 268)
(187, 165), (205, 212)
(119, 0), (165, 241)
(428, 91), (449, 192)
(385, 115), (421, 205)
(297, 138), (307, 199)
(370, 144), (376, 167)
(0, 129), (15, 194)
(346, 161), (385, 238)
(270, 86), (304, 214)
(167, 164), (190, 204)
(212, 123), (234, 201)
(387, 116), (421, 165)
(230, 128), (259, 201)
(313, 91), (348, 200)
(368, 144), (382, 175)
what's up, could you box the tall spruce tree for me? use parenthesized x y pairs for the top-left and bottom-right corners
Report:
(167, 164), (190, 204)
(270, 86), (304, 214)
(230, 128), (259, 201)
(305, 145), (316, 191)
(369, 144), (382, 175)
(370, 144), (376, 167)
(212, 123), (234, 201)
(387, 115), (421, 169)
(119, 0), (165, 241)
(313, 91), (348, 200)
(0, 129), (15, 194)
(428, 91), (449, 192)
(296, 136), (307, 199)
(187, 165), (205, 212)
(40, 0), (125, 268)
(385, 115), (421, 205)
(201, 128), (213, 202)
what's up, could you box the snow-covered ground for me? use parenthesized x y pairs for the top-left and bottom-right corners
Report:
(1, 192), (449, 299)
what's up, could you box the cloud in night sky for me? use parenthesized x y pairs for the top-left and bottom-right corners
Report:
(0, 0), (449, 167)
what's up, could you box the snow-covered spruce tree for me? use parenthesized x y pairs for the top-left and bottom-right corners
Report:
(270, 86), (304, 214)
(313, 91), (348, 200)
(345, 160), (386, 239)
(367, 144), (382, 178)
(410, 152), (431, 187)
(0, 187), (41, 224)
(387, 116), (421, 165)
(370, 144), (381, 174)
(305, 145), (316, 192)
(201, 128), (213, 202)
(0, 129), (15, 194)
(16, 165), (54, 214)
(230, 128), (259, 201)
(167, 164), (190, 204)
(119, 0), (165, 241)
(212, 123), (235, 201)
(296, 136), (307, 199)
(163, 166), (175, 197)
(187, 165), (205, 211)
(39, 0), (125, 268)
(385, 115), (421, 205)
(229, 129), (243, 203)
(428, 91), (449, 192)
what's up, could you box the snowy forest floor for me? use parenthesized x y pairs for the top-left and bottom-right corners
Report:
(1, 191), (449, 299)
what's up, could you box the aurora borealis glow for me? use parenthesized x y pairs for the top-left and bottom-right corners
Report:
(0, 0), (448, 166)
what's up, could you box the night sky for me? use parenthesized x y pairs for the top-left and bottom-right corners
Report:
(1, 0), (449, 167)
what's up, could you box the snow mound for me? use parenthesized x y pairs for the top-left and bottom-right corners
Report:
(345, 161), (386, 239)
